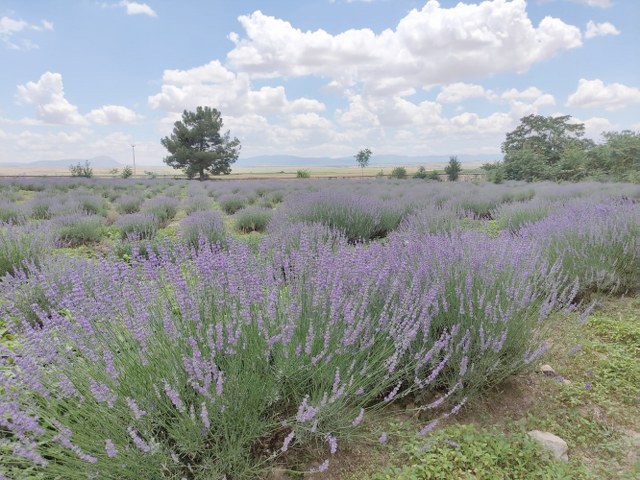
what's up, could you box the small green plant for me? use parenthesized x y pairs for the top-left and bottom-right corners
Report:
(296, 169), (311, 178)
(390, 167), (407, 179)
(121, 165), (133, 179)
(367, 424), (583, 480)
(69, 160), (93, 178)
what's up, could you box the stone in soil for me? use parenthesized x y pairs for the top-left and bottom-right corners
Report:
(527, 430), (569, 462)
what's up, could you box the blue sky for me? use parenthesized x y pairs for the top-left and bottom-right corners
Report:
(1, 0), (638, 166)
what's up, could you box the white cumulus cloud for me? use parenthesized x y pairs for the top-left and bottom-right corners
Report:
(16, 72), (87, 125)
(436, 83), (489, 103)
(585, 20), (619, 39)
(227, 0), (582, 95)
(17, 72), (141, 125)
(566, 79), (640, 111)
(119, 1), (157, 17)
(86, 105), (141, 124)
(148, 60), (325, 116)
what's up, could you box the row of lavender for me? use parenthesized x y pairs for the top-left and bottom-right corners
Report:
(1, 177), (639, 273)
(0, 180), (639, 479)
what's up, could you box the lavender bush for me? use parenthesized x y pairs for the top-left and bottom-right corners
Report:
(180, 210), (226, 249)
(271, 192), (406, 242)
(115, 213), (159, 240)
(0, 200), (27, 224)
(142, 196), (179, 225)
(520, 198), (640, 295)
(218, 194), (247, 215)
(54, 213), (107, 247)
(233, 206), (273, 233)
(183, 195), (212, 215)
(1, 179), (639, 478)
(0, 219), (579, 478)
(0, 221), (52, 277)
(115, 195), (144, 215)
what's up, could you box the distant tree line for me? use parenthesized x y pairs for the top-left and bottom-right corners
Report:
(484, 114), (640, 183)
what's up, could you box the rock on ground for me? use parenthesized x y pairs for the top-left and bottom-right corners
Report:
(527, 430), (569, 462)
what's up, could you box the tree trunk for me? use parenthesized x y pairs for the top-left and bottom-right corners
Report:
(199, 167), (204, 181)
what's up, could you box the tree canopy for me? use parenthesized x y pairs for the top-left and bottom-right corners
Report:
(161, 107), (241, 180)
(487, 114), (639, 183)
(444, 156), (462, 181)
(355, 148), (372, 175)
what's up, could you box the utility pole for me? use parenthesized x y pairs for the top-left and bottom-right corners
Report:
(130, 144), (136, 176)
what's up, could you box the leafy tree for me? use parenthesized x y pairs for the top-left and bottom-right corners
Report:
(503, 150), (550, 182)
(355, 148), (372, 176)
(599, 130), (640, 181)
(161, 107), (241, 180)
(501, 115), (593, 181)
(482, 161), (504, 184)
(444, 155), (462, 181)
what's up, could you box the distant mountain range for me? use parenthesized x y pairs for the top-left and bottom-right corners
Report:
(236, 154), (502, 167)
(2, 156), (123, 168)
(2, 153), (502, 169)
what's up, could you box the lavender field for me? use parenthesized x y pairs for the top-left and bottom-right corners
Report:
(0, 177), (639, 479)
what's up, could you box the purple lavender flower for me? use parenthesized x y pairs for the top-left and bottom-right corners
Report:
(281, 431), (295, 452)
(105, 439), (118, 458)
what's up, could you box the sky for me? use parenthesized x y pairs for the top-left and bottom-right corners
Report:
(1, 0), (639, 167)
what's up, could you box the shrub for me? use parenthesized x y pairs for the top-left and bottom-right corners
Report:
(121, 166), (133, 179)
(0, 221), (577, 479)
(54, 214), (107, 246)
(180, 210), (226, 249)
(69, 160), (93, 178)
(115, 212), (159, 240)
(413, 166), (428, 179)
(427, 170), (441, 181)
(233, 206), (273, 233)
(296, 169), (310, 178)
(390, 167), (407, 179)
